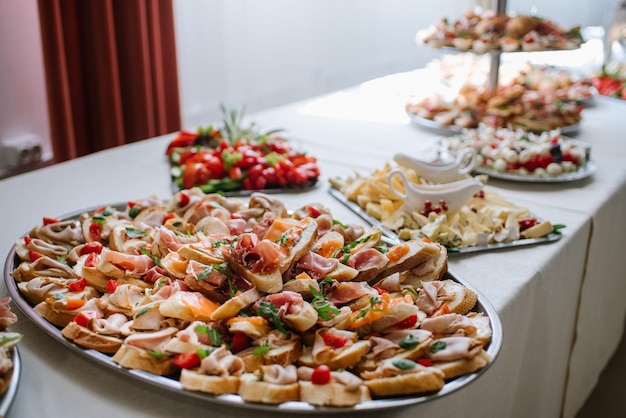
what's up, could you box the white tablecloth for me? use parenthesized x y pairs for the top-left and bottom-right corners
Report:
(1, 71), (624, 418)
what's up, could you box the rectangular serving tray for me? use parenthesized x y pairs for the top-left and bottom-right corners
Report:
(328, 186), (561, 254)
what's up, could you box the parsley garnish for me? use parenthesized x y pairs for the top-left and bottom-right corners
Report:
(354, 296), (382, 320)
(338, 232), (382, 256)
(128, 206), (140, 219)
(195, 324), (222, 346)
(252, 343), (271, 356)
(197, 266), (213, 281)
(398, 334), (419, 350)
(392, 359), (416, 370)
(310, 285), (340, 321)
(429, 340), (447, 353)
(135, 306), (151, 319)
(140, 247), (159, 266)
(196, 348), (213, 359)
(257, 301), (288, 333)
(332, 219), (347, 229)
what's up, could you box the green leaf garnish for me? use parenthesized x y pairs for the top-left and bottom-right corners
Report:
(309, 285), (341, 321)
(252, 343), (271, 356)
(128, 206), (140, 219)
(429, 340), (447, 353)
(398, 335), (419, 350)
(135, 306), (151, 319)
(392, 359), (416, 370)
(257, 301), (287, 333)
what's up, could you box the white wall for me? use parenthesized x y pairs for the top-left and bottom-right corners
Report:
(0, 0), (51, 172)
(173, 0), (615, 130)
(172, 0), (473, 129)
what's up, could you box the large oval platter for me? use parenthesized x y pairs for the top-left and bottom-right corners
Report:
(4, 201), (502, 413)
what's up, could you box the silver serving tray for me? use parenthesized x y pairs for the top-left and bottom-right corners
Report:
(3, 202), (502, 413)
(328, 186), (562, 253)
(0, 346), (21, 417)
(407, 111), (581, 136)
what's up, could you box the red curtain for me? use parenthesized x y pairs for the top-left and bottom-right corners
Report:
(38, 0), (181, 163)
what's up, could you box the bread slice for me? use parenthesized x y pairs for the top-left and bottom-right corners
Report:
(402, 243), (448, 286)
(327, 340), (371, 370)
(298, 381), (371, 406)
(363, 369), (445, 397)
(371, 240), (442, 284)
(432, 348), (491, 380)
(34, 302), (76, 328)
(61, 321), (123, 353)
(111, 344), (173, 376)
(441, 280), (477, 315)
(179, 369), (240, 395)
(281, 277), (319, 299)
(354, 302), (421, 338)
(211, 288), (263, 321)
(466, 312), (492, 345)
(177, 241), (224, 265)
(237, 339), (303, 373)
(238, 373), (299, 404)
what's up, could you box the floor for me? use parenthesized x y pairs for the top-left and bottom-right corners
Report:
(575, 321), (626, 418)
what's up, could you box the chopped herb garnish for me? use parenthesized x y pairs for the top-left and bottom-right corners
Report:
(135, 306), (151, 319)
(404, 287), (419, 298)
(252, 343), (271, 356)
(332, 219), (347, 229)
(429, 340), (447, 353)
(213, 262), (230, 276)
(128, 206), (140, 219)
(196, 348), (213, 359)
(140, 247), (160, 266)
(92, 215), (106, 225)
(275, 230), (292, 246)
(172, 221), (183, 227)
(354, 296), (382, 320)
(195, 324), (222, 346)
(310, 285), (341, 321)
(392, 359), (417, 370)
(398, 334), (419, 350)
(338, 232), (382, 255)
(197, 266), (213, 281)
(212, 239), (229, 248)
(257, 301), (287, 333)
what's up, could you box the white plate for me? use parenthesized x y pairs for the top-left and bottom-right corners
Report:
(407, 111), (581, 136)
(474, 161), (596, 183)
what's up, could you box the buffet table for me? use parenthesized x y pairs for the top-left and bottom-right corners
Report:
(1, 70), (624, 418)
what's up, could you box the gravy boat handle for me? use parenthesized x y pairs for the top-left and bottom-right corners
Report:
(457, 148), (477, 175)
(387, 169), (409, 200)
